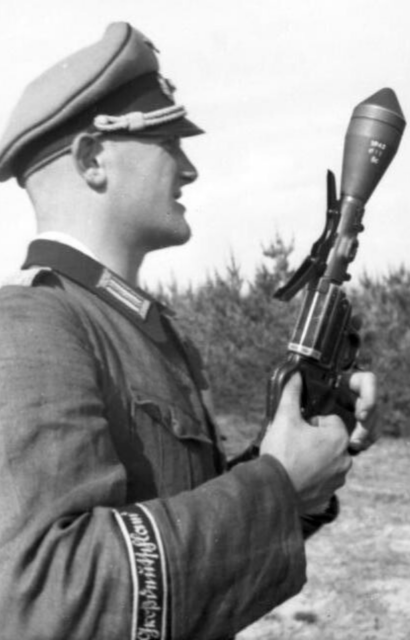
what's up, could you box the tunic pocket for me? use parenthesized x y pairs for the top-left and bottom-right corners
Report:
(125, 390), (216, 500)
(131, 391), (213, 445)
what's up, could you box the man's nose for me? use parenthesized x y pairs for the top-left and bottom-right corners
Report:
(179, 150), (198, 185)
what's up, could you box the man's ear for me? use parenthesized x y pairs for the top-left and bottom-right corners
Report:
(71, 133), (106, 189)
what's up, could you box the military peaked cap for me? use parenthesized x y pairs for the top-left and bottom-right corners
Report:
(0, 22), (203, 182)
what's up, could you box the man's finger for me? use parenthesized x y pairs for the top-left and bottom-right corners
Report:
(349, 418), (380, 451)
(349, 371), (377, 420)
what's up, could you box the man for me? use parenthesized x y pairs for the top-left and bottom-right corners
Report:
(0, 22), (376, 640)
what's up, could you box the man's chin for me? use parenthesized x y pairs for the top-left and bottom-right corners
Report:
(168, 229), (192, 248)
(150, 226), (192, 251)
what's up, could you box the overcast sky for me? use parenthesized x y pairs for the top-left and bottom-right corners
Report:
(0, 0), (409, 289)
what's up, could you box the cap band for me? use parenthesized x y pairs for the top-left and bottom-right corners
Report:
(93, 104), (187, 132)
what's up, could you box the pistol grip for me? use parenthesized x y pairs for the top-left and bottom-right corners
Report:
(267, 361), (358, 440)
(266, 360), (300, 422)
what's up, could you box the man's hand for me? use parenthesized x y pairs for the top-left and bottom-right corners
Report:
(260, 373), (352, 515)
(347, 371), (378, 454)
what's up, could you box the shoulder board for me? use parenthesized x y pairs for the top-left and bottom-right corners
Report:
(0, 266), (55, 289)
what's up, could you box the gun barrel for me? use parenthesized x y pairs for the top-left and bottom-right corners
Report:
(288, 280), (351, 367)
(324, 195), (364, 283)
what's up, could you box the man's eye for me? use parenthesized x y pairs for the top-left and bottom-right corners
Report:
(162, 137), (180, 153)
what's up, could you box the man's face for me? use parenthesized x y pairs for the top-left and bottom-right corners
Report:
(107, 135), (198, 253)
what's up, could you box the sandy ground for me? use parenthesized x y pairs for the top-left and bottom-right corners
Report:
(236, 438), (410, 640)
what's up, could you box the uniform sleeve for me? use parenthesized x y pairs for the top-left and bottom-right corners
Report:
(0, 286), (306, 640)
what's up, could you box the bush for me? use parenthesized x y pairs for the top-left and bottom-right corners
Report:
(161, 237), (299, 423)
(352, 267), (410, 437)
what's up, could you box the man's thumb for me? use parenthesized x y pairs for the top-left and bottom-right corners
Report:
(275, 372), (303, 420)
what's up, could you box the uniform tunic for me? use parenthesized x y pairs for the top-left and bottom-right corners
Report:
(0, 249), (306, 640)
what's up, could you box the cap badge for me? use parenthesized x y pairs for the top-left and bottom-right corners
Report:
(158, 74), (176, 103)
